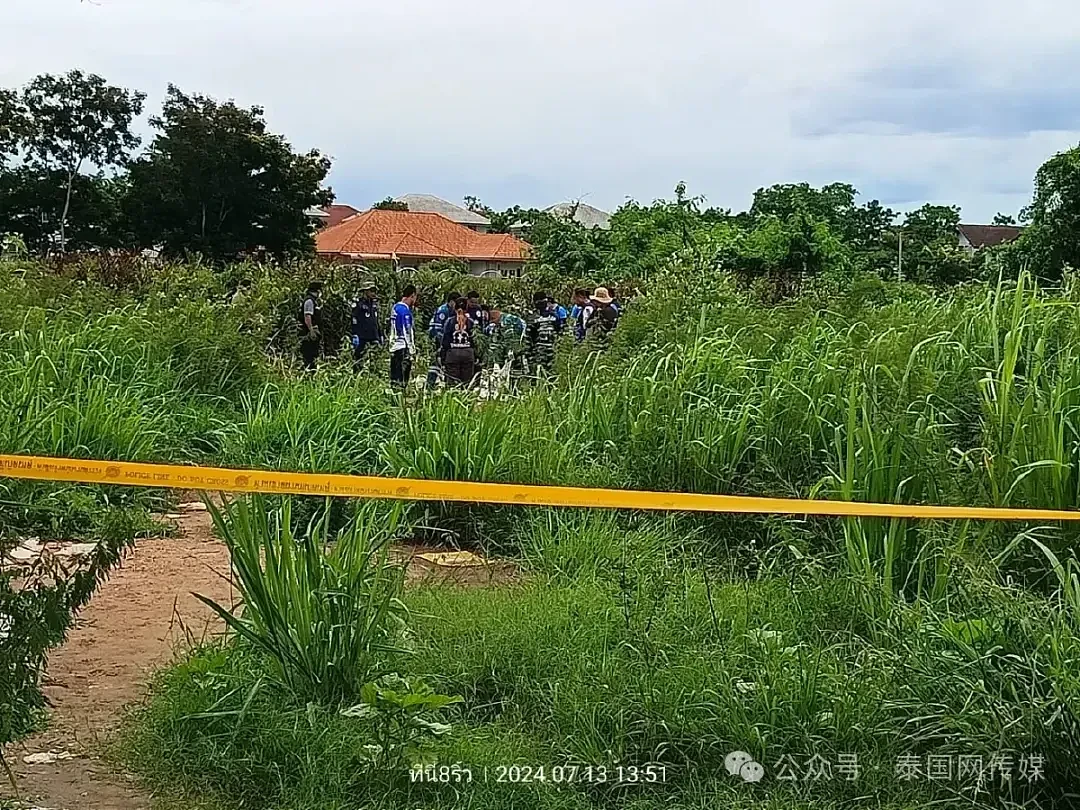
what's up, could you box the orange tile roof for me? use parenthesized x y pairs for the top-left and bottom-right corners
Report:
(316, 210), (531, 262)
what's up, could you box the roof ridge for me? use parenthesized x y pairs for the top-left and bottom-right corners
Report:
(401, 228), (462, 258)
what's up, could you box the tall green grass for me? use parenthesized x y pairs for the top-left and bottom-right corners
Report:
(200, 496), (411, 706)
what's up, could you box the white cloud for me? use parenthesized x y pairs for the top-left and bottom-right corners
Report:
(2, 0), (1079, 220)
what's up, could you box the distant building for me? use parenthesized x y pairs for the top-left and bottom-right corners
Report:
(546, 201), (612, 230)
(394, 194), (491, 232)
(316, 209), (530, 277)
(509, 201), (614, 236)
(957, 223), (1024, 253)
(305, 207), (330, 228)
(324, 204), (362, 228)
(307, 204), (362, 230)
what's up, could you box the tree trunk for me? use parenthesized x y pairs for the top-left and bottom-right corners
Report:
(59, 167), (77, 255)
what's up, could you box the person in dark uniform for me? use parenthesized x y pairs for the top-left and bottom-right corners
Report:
(466, 290), (488, 330)
(426, 290), (460, 390)
(349, 279), (383, 370)
(299, 281), (324, 371)
(441, 297), (479, 388)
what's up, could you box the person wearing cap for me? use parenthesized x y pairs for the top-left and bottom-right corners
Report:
(582, 286), (619, 346)
(298, 281), (324, 372)
(349, 279), (383, 371)
(526, 290), (561, 378)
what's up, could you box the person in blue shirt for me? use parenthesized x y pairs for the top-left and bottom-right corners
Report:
(551, 298), (568, 331)
(568, 287), (589, 341)
(428, 291), (460, 340)
(426, 290), (460, 390)
(389, 284), (417, 391)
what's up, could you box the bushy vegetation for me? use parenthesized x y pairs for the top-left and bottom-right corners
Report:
(3, 251), (1080, 808)
(479, 182), (988, 292)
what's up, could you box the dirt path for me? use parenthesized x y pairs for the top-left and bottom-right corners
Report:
(2, 504), (234, 810)
(1, 504), (516, 810)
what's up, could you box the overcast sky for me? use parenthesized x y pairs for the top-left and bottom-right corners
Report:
(3, 0), (1078, 221)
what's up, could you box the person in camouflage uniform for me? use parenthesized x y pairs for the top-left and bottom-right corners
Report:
(526, 291), (562, 379)
(485, 305), (527, 390)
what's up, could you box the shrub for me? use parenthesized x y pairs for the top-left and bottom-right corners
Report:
(199, 495), (412, 705)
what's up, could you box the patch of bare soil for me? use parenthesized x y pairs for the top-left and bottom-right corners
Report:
(0, 501), (518, 810)
(1, 503), (234, 810)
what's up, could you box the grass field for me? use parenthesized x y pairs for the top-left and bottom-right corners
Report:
(3, 259), (1080, 809)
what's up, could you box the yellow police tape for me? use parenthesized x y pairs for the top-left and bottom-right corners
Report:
(1, 453), (1079, 522)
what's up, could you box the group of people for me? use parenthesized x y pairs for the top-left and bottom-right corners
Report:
(297, 280), (621, 391)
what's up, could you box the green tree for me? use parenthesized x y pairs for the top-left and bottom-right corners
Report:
(901, 203), (959, 242)
(726, 211), (842, 289)
(0, 167), (130, 253)
(897, 204), (972, 284)
(520, 208), (609, 277)
(463, 195), (494, 218)
(373, 197), (408, 211)
(126, 85), (332, 262)
(992, 213), (1017, 226)
(487, 205), (531, 234)
(750, 182), (895, 254)
(16, 71), (145, 253)
(1014, 144), (1080, 280)
(0, 88), (26, 168)
(606, 183), (714, 279)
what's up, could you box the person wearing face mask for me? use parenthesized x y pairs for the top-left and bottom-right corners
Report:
(298, 281), (324, 371)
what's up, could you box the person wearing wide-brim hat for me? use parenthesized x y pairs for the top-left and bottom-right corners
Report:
(350, 278), (383, 371)
(583, 286), (619, 343)
(590, 287), (614, 304)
